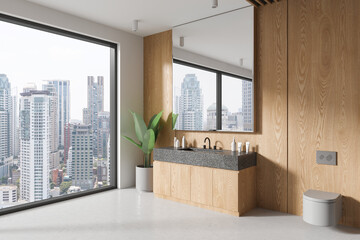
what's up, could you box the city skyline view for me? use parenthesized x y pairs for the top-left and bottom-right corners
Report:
(0, 20), (110, 121)
(173, 62), (253, 132)
(0, 18), (112, 209)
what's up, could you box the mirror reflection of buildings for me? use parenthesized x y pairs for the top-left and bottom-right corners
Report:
(174, 73), (253, 132)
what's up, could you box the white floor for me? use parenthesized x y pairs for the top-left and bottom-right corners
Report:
(0, 189), (359, 240)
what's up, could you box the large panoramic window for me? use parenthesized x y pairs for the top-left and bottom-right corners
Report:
(0, 14), (117, 213)
(173, 59), (253, 132)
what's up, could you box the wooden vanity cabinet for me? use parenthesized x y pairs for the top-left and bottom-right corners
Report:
(153, 160), (256, 216)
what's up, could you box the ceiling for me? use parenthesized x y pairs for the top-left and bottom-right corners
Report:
(26, 0), (250, 37)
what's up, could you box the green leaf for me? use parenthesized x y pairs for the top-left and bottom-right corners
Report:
(122, 135), (142, 149)
(131, 111), (147, 143)
(147, 114), (157, 129)
(141, 129), (155, 154)
(148, 111), (163, 130)
(172, 113), (179, 129)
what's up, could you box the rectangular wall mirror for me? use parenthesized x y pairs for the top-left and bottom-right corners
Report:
(172, 5), (254, 132)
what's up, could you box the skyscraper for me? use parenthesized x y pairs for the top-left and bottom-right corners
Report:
(178, 74), (203, 130)
(44, 80), (70, 147)
(64, 120), (82, 166)
(67, 147), (73, 179)
(82, 108), (91, 125)
(69, 124), (93, 190)
(42, 82), (59, 152)
(64, 123), (72, 165)
(97, 111), (110, 158)
(242, 80), (253, 131)
(19, 90), (50, 202)
(86, 76), (104, 157)
(11, 94), (19, 158)
(106, 137), (110, 185)
(0, 74), (12, 162)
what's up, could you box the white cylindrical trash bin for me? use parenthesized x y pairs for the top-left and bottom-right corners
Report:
(303, 189), (342, 227)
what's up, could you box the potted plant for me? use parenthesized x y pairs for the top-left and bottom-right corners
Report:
(123, 111), (163, 191)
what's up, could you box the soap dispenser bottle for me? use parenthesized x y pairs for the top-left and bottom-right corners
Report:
(182, 136), (186, 148)
(231, 137), (236, 152)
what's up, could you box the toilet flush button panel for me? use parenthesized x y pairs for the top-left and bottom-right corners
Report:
(316, 151), (337, 166)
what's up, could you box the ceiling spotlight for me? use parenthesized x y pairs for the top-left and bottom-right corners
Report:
(132, 20), (138, 32)
(212, 0), (218, 8)
(180, 37), (184, 47)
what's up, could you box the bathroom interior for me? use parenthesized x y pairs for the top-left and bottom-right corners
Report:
(0, 0), (359, 239)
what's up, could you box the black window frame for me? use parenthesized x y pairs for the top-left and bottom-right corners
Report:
(173, 58), (252, 131)
(0, 13), (117, 216)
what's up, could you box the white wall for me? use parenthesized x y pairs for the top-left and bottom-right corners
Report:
(0, 0), (144, 189)
(173, 47), (253, 79)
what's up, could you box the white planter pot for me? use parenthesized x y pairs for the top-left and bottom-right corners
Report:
(136, 165), (153, 192)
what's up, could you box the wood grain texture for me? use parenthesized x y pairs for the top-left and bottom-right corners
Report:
(239, 167), (257, 214)
(153, 161), (171, 196)
(145, 0), (288, 213)
(212, 168), (239, 212)
(144, 30), (174, 148)
(177, 1), (287, 213)
(288, 0), (360, 228)
(253, 0), (288, 213)
(170, 163), (191, 201)
(155, 162), (256, 216)
(154, 193), (241, 217)
(190, 166), (213, 206)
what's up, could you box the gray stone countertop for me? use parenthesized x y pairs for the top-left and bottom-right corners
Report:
(153, 147), (257, 171)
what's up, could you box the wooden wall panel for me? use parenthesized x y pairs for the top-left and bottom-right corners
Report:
(145, 0), (360, 228)
(288, 0), (360, 227)
(174, 0), (288, 213)
(253, 0), (288, 213)
(144, 30), (174, 148)
(144, 0), (288, 213)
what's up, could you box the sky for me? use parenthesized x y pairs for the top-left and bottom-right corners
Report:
(0, 20), (110, 121)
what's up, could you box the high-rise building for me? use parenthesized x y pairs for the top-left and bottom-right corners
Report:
(64, 120), (81, 166)
(42, 82), (59, 152)
(67, 147), (73, 179)
(86, 76), (104, 157)
(82, 108), (91, 125)
(11, 94), (19, 157)
(97, 111), (110, 158)
(19, 90), (50, 202)
(242, 80), (253, 131)
(64, 123), (72, 165)
(97, 159), (107, 183)
(44, 80), (70, 147)
(69, 124), (93, 190)
(178, 74), (203, 130)
(106, 137), (110, 185)
(206, 103), (217, 130)
(0, 74), (12, 163)
(0, 185), (17, 203)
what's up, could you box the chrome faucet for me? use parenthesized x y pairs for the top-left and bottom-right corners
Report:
(204, 137), (211, 149)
